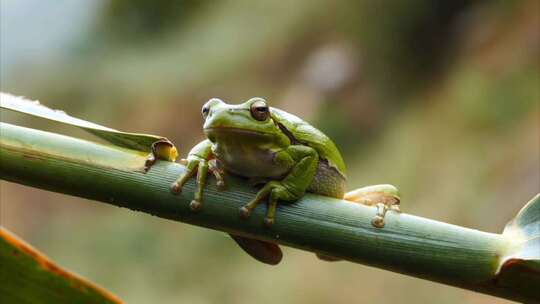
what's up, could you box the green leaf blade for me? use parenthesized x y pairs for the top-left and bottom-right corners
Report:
(0, 228), (123, 304)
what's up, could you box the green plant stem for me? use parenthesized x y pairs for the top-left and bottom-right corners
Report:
(0, 122), (536, 303)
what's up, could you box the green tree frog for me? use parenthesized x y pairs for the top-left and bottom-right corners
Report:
(171, 97), (400, 264)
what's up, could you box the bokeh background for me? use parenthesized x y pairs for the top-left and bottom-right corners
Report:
(1, 1), (539, 303)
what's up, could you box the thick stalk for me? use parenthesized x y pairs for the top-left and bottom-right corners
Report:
(0, 122), (536, 303)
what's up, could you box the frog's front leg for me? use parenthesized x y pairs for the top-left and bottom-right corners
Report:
(344, 184), (401, 228)
(239, 145), (319, 227)
(170, 139), (224, 211)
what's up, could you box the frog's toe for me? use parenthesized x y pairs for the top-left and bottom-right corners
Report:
(370, 202), (392, 228)
(216, 180), (226, 190)
(190, 200), (202, 212)
(371, 215), (385, 228)
(171, 163), (198, 196)
(208, 159), (226, 191)
(170, 182), (182, 194)
(344, 184), (401, 229)
(263, 217), (275, 227)
(239, 206), (252, 218)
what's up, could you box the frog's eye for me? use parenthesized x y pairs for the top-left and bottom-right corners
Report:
(202, 105), (210, 119)
(250, 99), (269, 121)
(202, 98), (224, 119)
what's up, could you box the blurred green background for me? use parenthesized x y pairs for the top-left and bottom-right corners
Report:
(1, 0), (538, 303)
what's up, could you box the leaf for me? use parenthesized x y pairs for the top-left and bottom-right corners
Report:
(496, 194), (540, 301)
(0, 92), (178, 166)
(0, 228), (123, 304)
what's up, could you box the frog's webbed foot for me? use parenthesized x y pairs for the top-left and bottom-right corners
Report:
(344, 184), (401, 228)
(170, 157), (225, 212)
(239, 181), (295, 227)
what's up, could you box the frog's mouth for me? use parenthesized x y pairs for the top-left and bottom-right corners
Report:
(204, 127), (273, 141)
(204, 127), (270, 135)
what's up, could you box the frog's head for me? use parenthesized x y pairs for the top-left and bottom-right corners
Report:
(202, 97), (288, 144)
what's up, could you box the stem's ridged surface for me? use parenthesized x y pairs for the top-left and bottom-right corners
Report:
(0, 122), (537, 303)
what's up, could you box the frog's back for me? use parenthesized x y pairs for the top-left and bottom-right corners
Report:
(270, 108), (346, 198)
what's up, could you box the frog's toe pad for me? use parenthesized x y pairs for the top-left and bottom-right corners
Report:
(216, 180), (226, 190)
(263, 217), (275, 227)
(371, 215), (385, 228)
(239, 207), (251, 218)
(170, 182), (182, 194)
(190, 200), (202, 212)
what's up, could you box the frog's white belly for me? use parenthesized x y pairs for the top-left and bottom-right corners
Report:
(212, 142), (290, 178)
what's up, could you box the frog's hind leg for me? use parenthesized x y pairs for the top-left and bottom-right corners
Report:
(239, 181), (289, 227)
(344, 184), (401, 228)
(239, 145), (319, 227)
